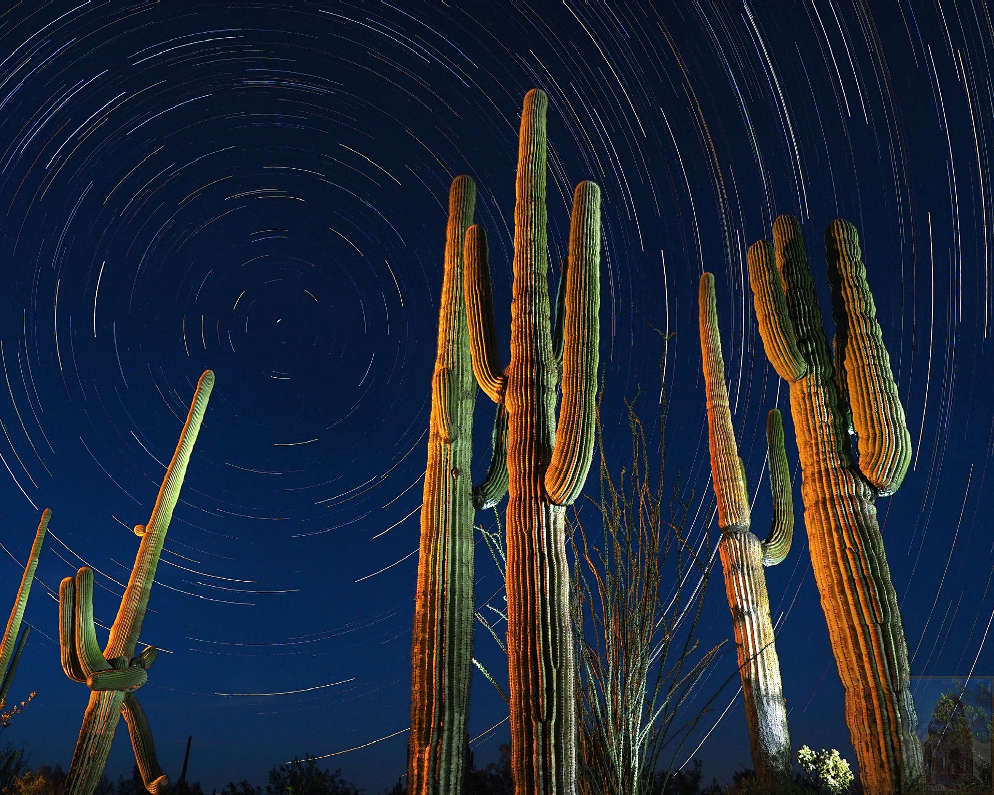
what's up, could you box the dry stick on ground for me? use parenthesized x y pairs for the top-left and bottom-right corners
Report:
(571, 376), (724, 795)
(60, 370), (214, 795)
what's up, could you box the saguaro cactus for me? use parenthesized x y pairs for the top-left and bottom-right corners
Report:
(0, 509), (49, 708)
(408, 176), (509, 794)
(747, 217), (921, 793)
(464, 88), (601, 794)
(60, 370), (215, 795)
(698, 273), (792, 786)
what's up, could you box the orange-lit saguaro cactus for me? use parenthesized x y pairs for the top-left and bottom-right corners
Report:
(747, 216), (921, 794)
(408, 176), (509, 794)
(0, 509), (49, 708)
(464, 88), (600, 794)
(698, 273), (792, 786)
(60, 370), (215, 795)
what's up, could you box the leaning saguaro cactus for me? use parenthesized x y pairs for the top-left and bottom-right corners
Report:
(408, 176), (509, 794)
(0, 509), (49, 708)
(698, 273), (792, 787)
(464, 88), (600, 794)
(60, 370), (215, 795)
(747, 217), (921, 793)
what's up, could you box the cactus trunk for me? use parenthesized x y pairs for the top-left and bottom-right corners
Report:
(0, 509), (49, 707)
(408, 176), (478, 795)
(699, 273), (791, 785)
(747, 217), (922, 793)
(464, 88), (600, 793)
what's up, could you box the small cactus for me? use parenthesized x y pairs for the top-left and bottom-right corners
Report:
(464, 88), (600, 793)
(0, 509), (49, 708)
(747, 216), (921, 793)
(60, 370), (214, 795)
(699, 273), (792, 785)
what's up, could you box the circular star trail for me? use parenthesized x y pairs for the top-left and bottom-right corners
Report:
(0, 1), (990, 790)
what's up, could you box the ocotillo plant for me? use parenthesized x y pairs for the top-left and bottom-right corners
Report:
(60, 369), (215, 795)
(747, 216), (921, 793)
(698, 273), (792, 786)
(408, 175), (509, 795)
(0, 509), (49, 708)
(464, 87), (600, 794)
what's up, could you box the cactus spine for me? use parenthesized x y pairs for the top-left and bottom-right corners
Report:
(0, 509), (49, 707)
(699, 273), (792, 786)
(409, 176), (509, 794)
(747, 216), (921, 793)
(60, 370), (215, 795)
(464, 88), (600, 793)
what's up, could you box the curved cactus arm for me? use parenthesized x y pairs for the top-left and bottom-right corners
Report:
(698, 273), (750, 530)
(59, 577), (87, 684)
(746, 240), (808, 382)
(551, 258), (567, 370)
(0, 509), (50, 688)
(122, 693), (169, 794)
(761, 409), (794, 566)
(825, 219), (911, 495)
(473, 402), (509, 510)
(464, 224), (506, 403)
(137, 645), (157, 669)
(87, 666), (147, 692)
(545, 181), (601, 507)
(105, 369), (214, 660)
(74, 568), (111, 679)
(65, 689), (127, 795)
(0, 625), (30, 707)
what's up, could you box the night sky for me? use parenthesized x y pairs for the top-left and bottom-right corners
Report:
(0, 1), (990, 791)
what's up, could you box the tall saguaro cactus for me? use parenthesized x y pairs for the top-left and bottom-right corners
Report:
(698, 273), (792, 786)
(747, 216), (921, 793)
(408, 176), (509, 794)
(60, 370), (215, 795)
(0, 509), (50, 708)
(464, 88), (601, 794)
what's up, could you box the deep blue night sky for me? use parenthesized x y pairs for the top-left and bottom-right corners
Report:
(0, 0), (990, 791)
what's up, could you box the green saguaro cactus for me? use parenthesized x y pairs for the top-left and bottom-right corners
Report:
(60, 369), (215, 795)
(0, 509), (49, 709)
(747, 216), (921, 793)
(464, 88), (600, 794)
(408, 176), (509, 795)
(699, 273), (792, 786)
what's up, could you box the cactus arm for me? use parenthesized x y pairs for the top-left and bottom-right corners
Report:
(64, 690), (126, 795)
(551, 258), (567, 370)
(746, 240), (808, 382)
(0, 625), (29, 707)
(473, 402), (509, 510)
(122, 694), (169, 793)
(0, 509), (49, 687)
(825, 219), (911, 495)
(463, 223), (506, 403)
(545, 181), (601, 507)
(761, 409), (794, 566)
(698, 273), (750, 529)
(59, 577), (87, 684)
(74, 568), (111, 678)
(105, 369), (214, 660)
